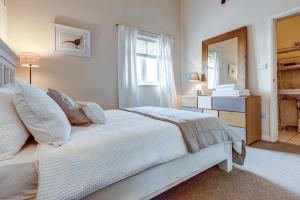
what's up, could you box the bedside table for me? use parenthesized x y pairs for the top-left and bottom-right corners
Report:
(181, 96), (202, 113)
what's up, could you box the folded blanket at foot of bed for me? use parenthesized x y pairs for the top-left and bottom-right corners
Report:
(123, 107), (246, 165)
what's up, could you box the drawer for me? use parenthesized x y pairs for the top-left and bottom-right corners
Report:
(182, 107), (203, 113)
(203, 109), (219, 117)
(212, 97), (246, 112)
(182, 96), (198, 108)
(229, 126), (246, 142)
(219, 111), (246, 128)
(198, 96), (212, 109)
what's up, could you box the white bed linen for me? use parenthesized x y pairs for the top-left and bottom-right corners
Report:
(0, 139), (38, 200)
(36, 110), (188, 200)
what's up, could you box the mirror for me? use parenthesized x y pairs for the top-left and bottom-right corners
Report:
(208, 38), (238, 88)
(202, 27), (247, 90)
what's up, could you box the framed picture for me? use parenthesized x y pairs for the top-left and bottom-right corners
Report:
(228, 64), (238, 79)
(54, 24), (91, 57)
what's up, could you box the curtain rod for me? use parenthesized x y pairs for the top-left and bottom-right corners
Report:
(116, 24), (175, 40)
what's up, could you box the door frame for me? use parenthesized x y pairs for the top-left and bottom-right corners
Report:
(269, 7), (300, 142)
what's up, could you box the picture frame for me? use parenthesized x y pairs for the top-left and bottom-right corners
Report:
(228, 64), (238, 79)
(54, 24), (91, 57)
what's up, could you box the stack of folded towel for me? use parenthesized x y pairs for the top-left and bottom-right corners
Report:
(212, 84), (250, 97)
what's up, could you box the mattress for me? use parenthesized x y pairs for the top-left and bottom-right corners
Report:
(0, 139), (38, 200)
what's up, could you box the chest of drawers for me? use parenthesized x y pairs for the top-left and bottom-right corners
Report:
(182, 96), (261, 145)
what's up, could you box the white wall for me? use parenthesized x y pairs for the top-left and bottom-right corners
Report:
(7, 0), (181, 109)
(180, 0), (300, 140)
(0, 0), (7, 42)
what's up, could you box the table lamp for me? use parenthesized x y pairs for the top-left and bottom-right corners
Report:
(188, 72), (206, 96)
(20, 52), (40, 84)
(188, 72), (201, 83)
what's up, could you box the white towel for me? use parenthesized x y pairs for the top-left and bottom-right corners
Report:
(212, 91), (250, 97)
(212, 93), (250, 97)
(213, 87), (250, 97)
(213, 89), (250, 94)
(215, 88), (250, 92)
(216, 84), (243, 90)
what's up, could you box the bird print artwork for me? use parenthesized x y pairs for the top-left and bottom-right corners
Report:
(63, 36), (84, 49)
(55, 24), (91, 57)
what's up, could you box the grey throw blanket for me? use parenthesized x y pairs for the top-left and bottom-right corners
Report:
(123, 107), (246, 165)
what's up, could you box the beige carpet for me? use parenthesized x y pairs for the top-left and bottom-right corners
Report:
(153, 141), (300, 200)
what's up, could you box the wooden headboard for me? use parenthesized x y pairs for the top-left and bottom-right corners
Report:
(0, 38), (18, 87)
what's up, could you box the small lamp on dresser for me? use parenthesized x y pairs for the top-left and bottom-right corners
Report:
(20, 52), (40, 84)
(188, 72), (206, 96)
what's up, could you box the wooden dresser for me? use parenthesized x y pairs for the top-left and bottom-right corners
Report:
(182, 96), (261, 145)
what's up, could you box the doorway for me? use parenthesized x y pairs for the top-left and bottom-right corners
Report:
(271, 11), (300, 145)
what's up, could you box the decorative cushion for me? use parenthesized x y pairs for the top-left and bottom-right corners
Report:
(0, 87), (30, 160)
(14, 80), (71, 146)
(78, 102), (107, 124)
(47, 89), (90, 126)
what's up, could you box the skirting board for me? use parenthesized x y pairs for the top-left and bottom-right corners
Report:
(84, 142), (232, 200)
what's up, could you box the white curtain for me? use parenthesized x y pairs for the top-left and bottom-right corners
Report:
(158, 35), (177, 108)
(118, 25), (139, 108)
(118, 25), (177, 108)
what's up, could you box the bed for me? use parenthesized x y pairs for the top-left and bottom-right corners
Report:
(0, 139), (38, 200)
(0, 38), (236, 200)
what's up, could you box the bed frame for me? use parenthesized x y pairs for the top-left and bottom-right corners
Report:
(0, 38), (18, 86)
(0, 38), (233, 200)
(84, 142), (232, 200)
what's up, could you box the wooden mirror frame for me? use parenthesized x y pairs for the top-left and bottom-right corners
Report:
(202, 26), (247, 89)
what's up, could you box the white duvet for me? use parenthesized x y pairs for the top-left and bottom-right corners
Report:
(36, 110), (188, 200)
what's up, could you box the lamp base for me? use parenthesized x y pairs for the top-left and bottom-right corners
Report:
(197, 90), (204, 96)
(29, 66), (32, 84)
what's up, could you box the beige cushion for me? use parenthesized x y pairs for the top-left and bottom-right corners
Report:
(0, 87), (30, 160)
(47, 89), (90, 127)
(78, 102), (107, 124)
(14, 80), (71, 146)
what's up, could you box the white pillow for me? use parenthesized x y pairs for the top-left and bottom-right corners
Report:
(78, 102), (107, 124)
(0, 88), (30, 160)
(14, 80), (71, 146)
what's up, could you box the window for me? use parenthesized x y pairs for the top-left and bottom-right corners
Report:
(136, 32), (160, 85)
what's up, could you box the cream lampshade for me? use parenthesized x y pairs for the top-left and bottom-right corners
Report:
(188, 72), (207, 96)
(20, 52), (40, 84)
(200, 73), (207, 82)
(188, 72), (201, 83)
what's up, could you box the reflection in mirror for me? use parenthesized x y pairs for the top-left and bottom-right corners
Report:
(207, 37), (238, 89)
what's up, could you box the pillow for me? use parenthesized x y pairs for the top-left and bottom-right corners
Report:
(78, 102), (107, 124)
(14, 80), (71, 146)
(47, 89), (90, 126)
(0, 88), (30, 160)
